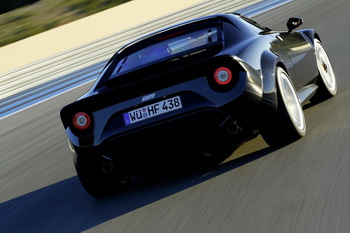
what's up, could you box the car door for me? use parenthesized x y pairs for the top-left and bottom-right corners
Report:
(274, 31), (317, 89)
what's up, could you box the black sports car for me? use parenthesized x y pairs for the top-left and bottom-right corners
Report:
(60, 13), (337, 197)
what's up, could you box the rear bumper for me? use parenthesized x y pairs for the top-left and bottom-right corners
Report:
(72, 101), (261, 168)
(102, 108), (227, 155)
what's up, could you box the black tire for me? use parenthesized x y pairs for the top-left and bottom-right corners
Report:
(310, 39), (337, 103)
(260, 67), (306, 147)
(75, 156), (130, 198)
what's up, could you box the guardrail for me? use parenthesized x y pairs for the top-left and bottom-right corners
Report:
(0, 0), (292, 119)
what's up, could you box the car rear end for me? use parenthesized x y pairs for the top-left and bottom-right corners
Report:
(60, 15), (264, 171)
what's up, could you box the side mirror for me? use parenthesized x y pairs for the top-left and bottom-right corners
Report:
(287, 17), (303, 33)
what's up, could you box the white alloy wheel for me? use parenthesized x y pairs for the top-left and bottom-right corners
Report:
(260, 67), (306, 147)
(315, 39), (337, 96)
(276, 67), (306, 136)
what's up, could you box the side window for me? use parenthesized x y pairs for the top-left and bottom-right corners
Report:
(239, 15), (270, 32)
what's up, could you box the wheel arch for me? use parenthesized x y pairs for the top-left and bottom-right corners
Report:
(314, 32), (321, 42)
(276, 62), (288, 74)
(298, 29), (321, 45)
(258, 50), (283, 120)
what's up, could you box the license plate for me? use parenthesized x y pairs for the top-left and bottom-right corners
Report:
(123, 96), (182, 126)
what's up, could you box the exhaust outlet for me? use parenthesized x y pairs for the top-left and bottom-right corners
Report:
(102, 161), (114, 174)
(227, 122), (242, 135)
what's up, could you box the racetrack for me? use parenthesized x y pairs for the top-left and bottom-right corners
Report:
(1, 0), (350, 232)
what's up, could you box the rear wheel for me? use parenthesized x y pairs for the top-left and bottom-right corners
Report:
(75, 156), (130, 198)
(311, 39), (337, 102)
(261, 67), (306, 146)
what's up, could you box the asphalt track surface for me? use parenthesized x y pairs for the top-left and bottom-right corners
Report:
(1, 0), (350, 232)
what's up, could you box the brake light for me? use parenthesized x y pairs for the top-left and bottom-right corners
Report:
(156, 30), (187, 41)
(213, 67), (232, 85)
(72, 112), (91, 130)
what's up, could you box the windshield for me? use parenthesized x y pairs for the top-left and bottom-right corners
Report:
(111, 27), (219, 75)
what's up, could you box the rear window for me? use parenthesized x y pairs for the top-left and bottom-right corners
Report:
(111, 27), (220, 75)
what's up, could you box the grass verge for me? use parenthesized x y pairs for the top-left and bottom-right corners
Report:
(0, 0), (131, 47)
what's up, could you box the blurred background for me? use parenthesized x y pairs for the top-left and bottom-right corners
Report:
(0, 0), (130, 47)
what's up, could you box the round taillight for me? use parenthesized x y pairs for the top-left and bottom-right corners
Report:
(72, 112), (91, 130)
(214, 67), (232, 85)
